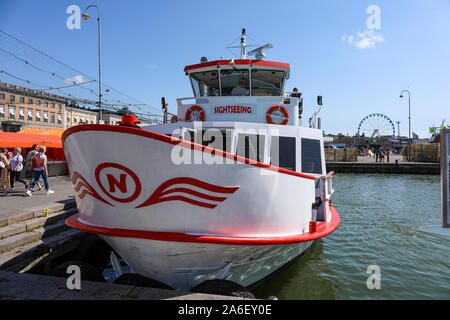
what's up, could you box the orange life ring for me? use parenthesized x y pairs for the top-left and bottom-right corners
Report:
(266, 105), (289, 125)
(170, 115), (178, 123)
(185, 105), (205, 122)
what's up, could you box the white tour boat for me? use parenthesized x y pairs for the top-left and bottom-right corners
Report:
(64, 30), (340, 291)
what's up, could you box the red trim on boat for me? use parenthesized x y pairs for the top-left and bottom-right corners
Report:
(62, 124), (317, 181)
(65, 205), (340, 245)
(184, 59), (290, 72)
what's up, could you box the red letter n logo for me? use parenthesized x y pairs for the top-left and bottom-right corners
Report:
(107, 174), (127, 193)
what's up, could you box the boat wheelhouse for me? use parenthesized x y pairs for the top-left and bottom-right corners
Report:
(147, 56), (323, 177)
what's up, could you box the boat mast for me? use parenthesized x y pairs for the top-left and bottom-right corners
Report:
(240, 28), (246, 59)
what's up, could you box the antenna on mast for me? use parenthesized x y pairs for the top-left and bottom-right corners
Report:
(227, 29), (259, 59)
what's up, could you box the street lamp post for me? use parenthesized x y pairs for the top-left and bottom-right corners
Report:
(400, 89), (411, 161)
(82, 5), (102, 123)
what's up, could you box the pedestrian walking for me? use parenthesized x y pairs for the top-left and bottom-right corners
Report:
(386, 150), (390, 163)
(25, 146), (55, 196)
(375, 149), (379, 162)
(25, 144), (43, 191)
(10, 147), (27, 190)
(6, 151), (12, 187)
(0, 148), (10, 196)
(380, 149), (385, 162)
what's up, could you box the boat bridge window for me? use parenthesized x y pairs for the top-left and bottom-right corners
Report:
(220, 69), (250, 96)
(301, 138), (322, 174)
(270, 136), (296, 171)
(190, 71), (220, 97)
(236, 133), (265, 162)
(251, 70), (285, 96)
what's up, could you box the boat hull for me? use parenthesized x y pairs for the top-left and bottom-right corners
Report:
(102, 234), (312, 289)
(63, 124), (340, 290)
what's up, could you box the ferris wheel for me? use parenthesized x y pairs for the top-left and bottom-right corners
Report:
(357, 113), (396, 138)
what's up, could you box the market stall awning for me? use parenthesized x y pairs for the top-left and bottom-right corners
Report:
(0, 131), (63, 148)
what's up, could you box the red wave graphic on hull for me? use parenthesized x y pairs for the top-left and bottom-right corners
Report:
(136, 177), (239, 209)
(72, 171), (114, 207)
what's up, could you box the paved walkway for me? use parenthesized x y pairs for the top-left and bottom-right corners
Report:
(0, 176), (75, 219)
(356, 154), (404, 163)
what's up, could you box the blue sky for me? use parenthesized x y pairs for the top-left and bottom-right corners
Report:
(0, 0), (449, 137)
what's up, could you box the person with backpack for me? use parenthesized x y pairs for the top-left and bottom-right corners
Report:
(10, 147), (27, 191)
(25, 145), (55, 196)
(25, 144), (43, 191)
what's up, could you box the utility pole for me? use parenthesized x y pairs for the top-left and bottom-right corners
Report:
(82, 5), (103, 123)
(240, 28), (246, 59)
(400, 90), (411, 161)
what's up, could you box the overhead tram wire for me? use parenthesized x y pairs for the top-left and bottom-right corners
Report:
(0, 69), (48, 88)
(0, 29), (163, 116)
(37, 80), (96, 91)
(0, 69), (147, 111)
(0, 69), (161, 124)
(0, 47), (100, 97)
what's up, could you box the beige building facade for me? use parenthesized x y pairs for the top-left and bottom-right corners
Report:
(1, 82), (156, 131)
(0, 82), (66, 130)
(65, 105), (98, 128)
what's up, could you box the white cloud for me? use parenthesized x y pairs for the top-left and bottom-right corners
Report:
(355, 30), (384, 49)
(65, 75), (84, 84)
(342, 29), (384, 49)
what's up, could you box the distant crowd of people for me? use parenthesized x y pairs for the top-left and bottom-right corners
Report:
(358, 147), (402, 163)
(374, 148), (390, 162)
(0, 144), (55, 197)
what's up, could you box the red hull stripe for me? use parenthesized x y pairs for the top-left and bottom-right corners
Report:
(184, 59), (290, 71)
(62, 125), (316, 181)
(65, 206), (340, 246)
(72, 171), (113, 206)
(136, 177), (238, 208)
(161, 188), (227, 202)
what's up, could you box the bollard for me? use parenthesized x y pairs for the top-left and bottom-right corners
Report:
(309, 221), (317, 233)
(43, 209), (51, 218)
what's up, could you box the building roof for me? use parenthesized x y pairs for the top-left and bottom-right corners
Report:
(0, 81), (67, 103)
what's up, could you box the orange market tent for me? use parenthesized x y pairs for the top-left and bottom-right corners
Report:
(0, 131), (62, 149)
(19, 128), (65, 136)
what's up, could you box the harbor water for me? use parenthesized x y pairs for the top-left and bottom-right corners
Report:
(254, 173), (450, 299)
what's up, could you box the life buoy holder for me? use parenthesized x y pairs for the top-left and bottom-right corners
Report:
(266, 105), (289, 125)
(185, 105), (205, 122)
(170, 115), (178, 123)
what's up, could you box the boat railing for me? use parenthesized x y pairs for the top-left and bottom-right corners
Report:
(176, 97), (210, 108)
(313, 171), (335, 222)
(315, 171), (334, 200)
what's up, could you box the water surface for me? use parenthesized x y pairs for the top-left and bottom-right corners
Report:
(254, 174), (449, 299)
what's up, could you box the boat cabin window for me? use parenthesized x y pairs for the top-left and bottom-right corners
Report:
(201, 129), (233, 153)
(190, 71), (220, 97)
(301, 138), (322, 174)
(220, 69), (250, 96)
(182, 129), (233, 153)
(251, 70), (285, 96)
(236, 133), (265, 162)
(270, 136), (296, 171)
